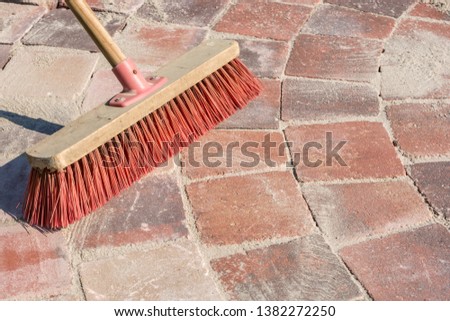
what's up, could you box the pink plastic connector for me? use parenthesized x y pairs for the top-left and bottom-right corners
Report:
(108, 58), (167, 107)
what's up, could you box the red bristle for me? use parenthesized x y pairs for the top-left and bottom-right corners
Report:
(23, 58), (262, 229)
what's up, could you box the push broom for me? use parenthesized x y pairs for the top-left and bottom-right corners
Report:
(23, 0), (262, 229)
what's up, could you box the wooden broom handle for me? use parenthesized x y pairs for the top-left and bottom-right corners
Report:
(65, 0), (126, 66)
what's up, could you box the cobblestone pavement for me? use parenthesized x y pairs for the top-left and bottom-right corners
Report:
(0, 0), (449, 300)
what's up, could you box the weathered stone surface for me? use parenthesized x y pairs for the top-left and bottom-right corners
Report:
(23, 9), (126, 52)
(182, 130), (288, 179)
(0, 3), (46, 44)
(212, 235), (364, 300)
(214, 1), (312, 41)
(0, 225), (72, 300)
(285, 122), (405, 181)
(286, 34), (383, 82)
(303, 180), (432, 247)
(282, 78), (379, 121)
(71, 174), (187, 248)
(0, 46), (98, 123)
(304, 4), (396, 39)
(381, 19), (450, 100)
(80, 240), (222, 300)
(187, 172), (314, 245)
(324, 0), (416, 18)
(410, 162), (450, 220)
(340, 224), (450, 300)
(137, 0), (228, 26)
(387, 103), (450, 158)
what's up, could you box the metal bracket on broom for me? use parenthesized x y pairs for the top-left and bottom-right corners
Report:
(67, 0), (167, 107)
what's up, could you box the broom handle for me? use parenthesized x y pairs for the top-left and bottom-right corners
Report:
(65, 0), (126, 66)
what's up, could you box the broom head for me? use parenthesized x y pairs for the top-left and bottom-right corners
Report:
(23, 40), (262, 229)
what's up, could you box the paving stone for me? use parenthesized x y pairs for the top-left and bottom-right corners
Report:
(0, 3), (46, 44)
(340, 224), (450, 300)
(285, 122), (405, 182)
(277, 0), (321, 5)
(81, 69), (121, 113)
(80, 240), (222, 300)
(23, 9), (126, 52)
(71, 174), (187, 248)
(303, 181), (432, 247)
(387, 103), (450, 158)
(137, 0), (228, 27)
(233, 38), (290, 78)
(114, 21), (206, 68)
(0, 116), (58, 159)
(409, 3), (450, 21)
(324, 0), (416, 18)
(186, 172), (314, 245)
(381, 19), (450, 100)
(0, 45), (11, 69)
(410, 162), (450, 220)
(182, 130), (288, 179)
(59, 0), (144, 14)
(286, 34), (383, 82)
(0, 225), (72, 300)
(212, 235), (363, 300)
(214, 1), (312, 41)
(11, 1), (57, 9)
(304, 4), (395, 39)
(218, 79), (280, 129)
(0, 46), (98, 123)
(282, 78), (379, 121)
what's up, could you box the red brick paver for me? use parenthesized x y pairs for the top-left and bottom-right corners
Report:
(0, 45), (11, 69)
(282, 78), (379, 121)
(79, 240), (221, 300)
(0, 226), (72, 300)
(28, 0), (58, 9)
(23, 9), (126, 52)
(186, 172), (314, 245)
(303, 180), (432, 247)
(212, 235), (364, 300)
(410, 162), (450, 220)
(71, 174), (187, 249)
(324, 0), (416, 18)
(340, 224), (450, 300)
(182, 130), (288, 179)
(286, 34), (383, 82)
(409, 3), (450, 21)
(234, 39), (290, 79)
(114, 22), (206, 68)
(285, 122), (405, 181)
(214, 1), (312, 41)
(60, 0), (144, 14)
(137, 0), (228, 27)
(387, 103), (450, 158)
(218, 79), (281, 129)
(281, 0), (321, 5)
(0, 3), (46, 44)
(303, 4), (396, 40)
